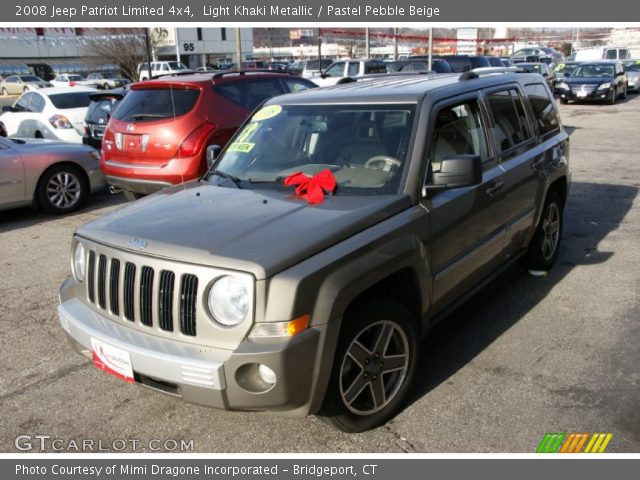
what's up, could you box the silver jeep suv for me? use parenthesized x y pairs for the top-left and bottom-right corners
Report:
(58, 69), (570, 432)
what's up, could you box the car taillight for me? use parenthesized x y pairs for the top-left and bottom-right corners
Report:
(177, 123), (215, 157)
(69, 82), (77, 86)
(49, 115), (73, 129)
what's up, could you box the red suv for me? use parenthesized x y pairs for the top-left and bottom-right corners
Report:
(101, 71), (317, 200)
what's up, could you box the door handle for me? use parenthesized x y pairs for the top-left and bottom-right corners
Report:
(485, 181), (504, 197)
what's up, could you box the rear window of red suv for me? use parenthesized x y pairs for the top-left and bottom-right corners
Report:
(112, 88), (200, 122)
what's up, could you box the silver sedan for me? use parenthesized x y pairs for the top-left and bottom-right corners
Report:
(0, 136), (105, 214)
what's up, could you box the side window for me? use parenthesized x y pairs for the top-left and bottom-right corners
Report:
(621, 49), (629, 59)
(605, 49), (617, 59)
(485, 89), (532, 157)
(324, 63), (345, 77)
(347, 62), (360, 76)
(429, 99), (487, 174)
(245, 79), (284, 110)
(525, 84), (560, 138)
(282, 78), (314, 93)
(15, 93), (33, 112)
(30, 93), (45, 113)
(6, 76), (17, 83)
(216, 83), (244, 106)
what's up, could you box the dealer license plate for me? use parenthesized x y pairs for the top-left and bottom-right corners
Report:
(91, 338), (134, 383)
(577, 91), (588, 98)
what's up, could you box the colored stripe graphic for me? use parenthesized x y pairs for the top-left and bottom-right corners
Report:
(537, 433), (612, 453)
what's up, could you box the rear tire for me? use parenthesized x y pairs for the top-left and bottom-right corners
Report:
(36, 164), (88, 215)
(521, 191), (563, 271)
(320, 299), (419, 432)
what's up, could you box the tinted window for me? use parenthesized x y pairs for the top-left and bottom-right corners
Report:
(626, 63), (640, 72)
(440, 56), (471, 72)
(6, 76), (18, 83)
(525, 84), (559, 138)
(19, 76), (41, 82)
(348, 62), (359, 76)
(216, 83), (243, 106)
(48, 92), (93, 109)
(486, 89), (532, 155)
(365, 61), (386, 74)
(246, 79), (283, 110)
(112, 88), (200, 121)
(572, 64), (615, 77)
(429, 100), (487, 173)
(87, 97), (121, 123)
(68, 75), (84, 81)
(605, 49), (617, 59)
(14, 93), (33, 111)
(470, 56), (491, 68)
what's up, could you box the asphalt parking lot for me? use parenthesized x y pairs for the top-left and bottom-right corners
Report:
(1, 94), (639, 453)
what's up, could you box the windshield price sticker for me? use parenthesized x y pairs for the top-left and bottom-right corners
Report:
(227, 142), (255, 153)
(252, 105), (282, 121)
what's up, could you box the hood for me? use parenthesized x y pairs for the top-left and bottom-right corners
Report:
(565, 76), (613, 84)
(77, 181), (412, 280)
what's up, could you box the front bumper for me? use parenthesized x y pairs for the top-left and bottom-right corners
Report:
(559, 88), (614, 102)
(58, 280), (324, 415)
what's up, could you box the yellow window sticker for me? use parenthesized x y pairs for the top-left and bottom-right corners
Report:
(252, 105), (282, 121)
(235, 122), (259, 143)
(227, 143), (255, 153)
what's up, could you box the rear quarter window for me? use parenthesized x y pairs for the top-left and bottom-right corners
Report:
(524, 83), (560, 138)
(112, 88), (200, 122)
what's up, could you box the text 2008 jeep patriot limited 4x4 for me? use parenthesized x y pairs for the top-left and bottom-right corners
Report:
(58, 69), (570, 432)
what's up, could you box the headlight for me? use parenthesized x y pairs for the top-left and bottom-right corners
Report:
(559, 82), (570, 90)
(598, 82), (611, 90)
(207, 275), (250, 326)
(73, 242), (85, 282)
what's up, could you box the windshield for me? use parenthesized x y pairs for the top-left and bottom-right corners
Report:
(48, 92), (93, 109)
(20, 76), (42, 82)
(210, 103), (416, 196)
(68, 75), (85, 81)
(305, 59), (332, 71)
(553, 63), (578, 75)
(167, 62), (189, 70)
(572, 64), (615, 77)
(112, 88), (200, 122)
(87, 97), (122, 123)
(626, 63), (640, 72)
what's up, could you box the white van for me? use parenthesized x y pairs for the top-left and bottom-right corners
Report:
(574, 47), (631, 62)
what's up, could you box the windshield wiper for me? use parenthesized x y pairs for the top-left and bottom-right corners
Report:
(213, 169), (242, 189)
(129, 113), (167, 119)
(246, 176), (286, 184)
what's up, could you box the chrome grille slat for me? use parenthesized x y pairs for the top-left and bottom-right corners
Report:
(97, 254), (107, 309)
(87, 251), (96, 303)
(180, 274), (198, 337)
(159, 271), (175, 332)
(140, 266), (154, 327)
(123, 262), (136, 322)
(109, 259), (120, 316)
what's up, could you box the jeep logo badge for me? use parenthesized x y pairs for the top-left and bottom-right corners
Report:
(127, 238), (148, 250)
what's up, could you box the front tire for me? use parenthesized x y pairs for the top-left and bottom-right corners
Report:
(36, 164), (88, 214)
(320, 299), (419, 432)
(522, 191), (563, 271)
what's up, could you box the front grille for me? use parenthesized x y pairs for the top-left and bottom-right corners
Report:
(571, 83), (597, 93)
(85, 249), (200, 338)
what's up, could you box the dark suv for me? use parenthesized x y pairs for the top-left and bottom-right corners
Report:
(101, 71), (317, 200)
(59, 69), (570, 432)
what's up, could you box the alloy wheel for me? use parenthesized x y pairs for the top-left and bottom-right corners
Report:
(46, 172), (81, 209)
(541, 202), (561, 261)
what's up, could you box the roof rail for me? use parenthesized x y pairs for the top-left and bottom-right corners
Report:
(150, 70), (197, 80)
(212, 69), (296, 79)
(459, 67), (519, 80)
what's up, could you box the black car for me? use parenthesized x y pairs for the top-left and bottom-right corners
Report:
(82, 87), (127, 149)
(398, 58), (453, 73)
(557, 61), (628, 104)
(515, 62), (555, 91)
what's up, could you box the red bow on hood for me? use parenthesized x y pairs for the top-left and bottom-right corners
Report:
(284, 169), (337, 204)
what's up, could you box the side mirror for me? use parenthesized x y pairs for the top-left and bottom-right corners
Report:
(2, 106), (15, 113)
(423, 154), (482, 196)
(206, 144), (221, 169)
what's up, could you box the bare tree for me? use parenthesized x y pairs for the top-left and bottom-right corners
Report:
(84, 28), (156, 81)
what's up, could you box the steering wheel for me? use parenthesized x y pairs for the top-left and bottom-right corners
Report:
(364, 155), (401, 171)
